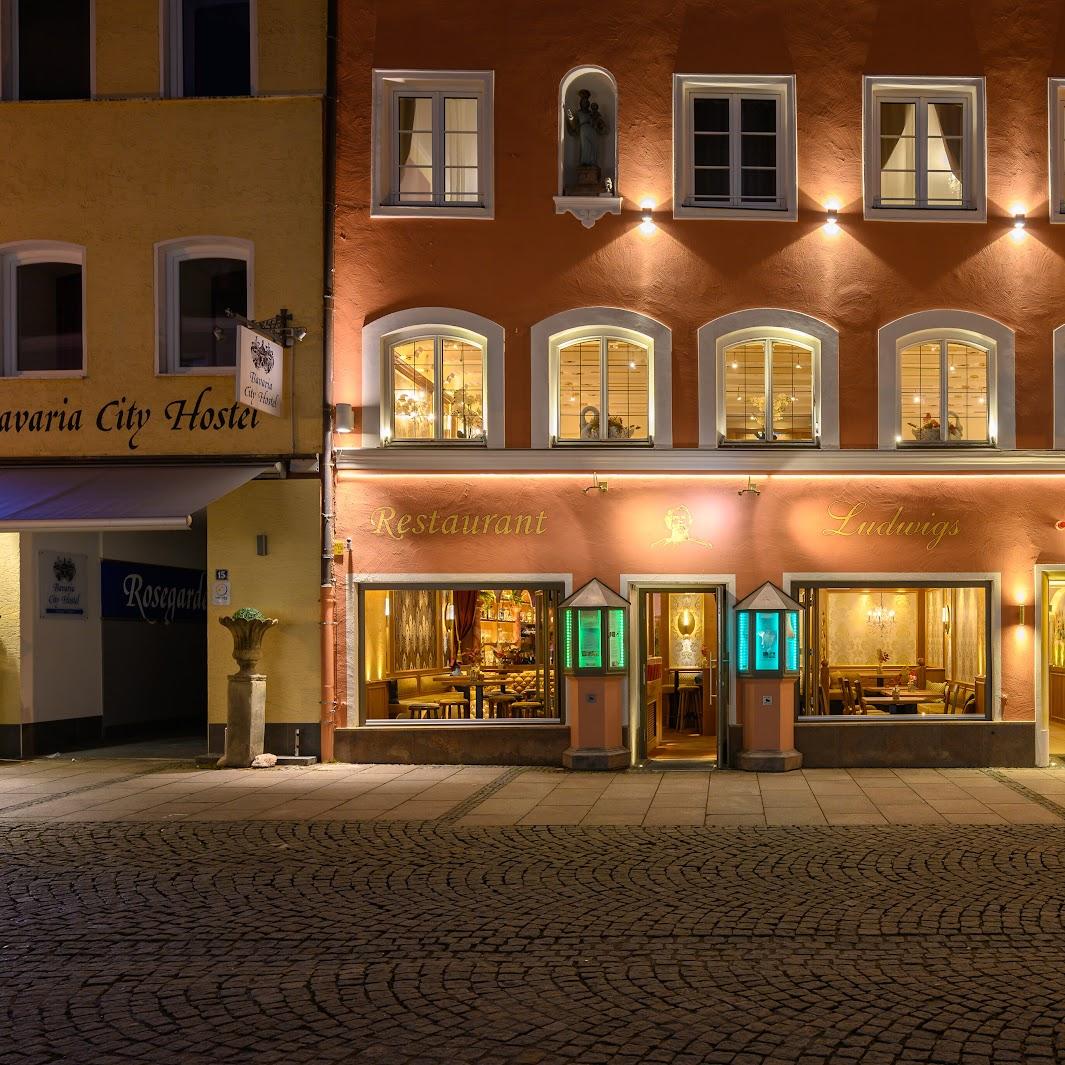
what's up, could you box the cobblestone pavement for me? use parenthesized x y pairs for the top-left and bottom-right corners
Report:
(4, 778), (1065, 1063)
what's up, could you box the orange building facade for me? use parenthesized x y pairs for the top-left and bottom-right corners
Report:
(331, 0), (1065, 769)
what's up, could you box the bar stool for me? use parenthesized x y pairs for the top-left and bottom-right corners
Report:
(408, 702), (438, 720)
(510, 699), (543, 719)
(486, 692), (518, 718)
(677, 685), (701, 732)
(436, 693), (469, 719)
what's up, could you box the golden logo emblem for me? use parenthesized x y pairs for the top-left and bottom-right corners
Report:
(652, 505), (712, 548)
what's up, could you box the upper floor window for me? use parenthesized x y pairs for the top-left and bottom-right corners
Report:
(388, 333), (486, 444)
(1050, 80), (1065, 223)
(372, 70), (494, 219)
(864, 77), (986, 222)
(557, 334), (650, 443)
(156, 238), (251, 374)
(0, 242), (85, 376)
(698, 310), (838, 449)
(723, 337), (814, 443)
(899, 337), (989, 446)
(165, 0), (252, 98)
(3, 1), (92, 101)
(673, 75), (797, 220)
(877, 311), (1014, 450)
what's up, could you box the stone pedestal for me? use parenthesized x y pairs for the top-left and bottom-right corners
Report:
(565, 164), (604, 196)
(218, 673), (267, 768)
(737, 678), (802, 772)
(562, 675), (628, 770)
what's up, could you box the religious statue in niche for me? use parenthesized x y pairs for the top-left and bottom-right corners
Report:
(564, 88), (609, 195)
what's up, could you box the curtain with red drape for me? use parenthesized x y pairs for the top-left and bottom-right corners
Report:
(452, 590), (479, 665)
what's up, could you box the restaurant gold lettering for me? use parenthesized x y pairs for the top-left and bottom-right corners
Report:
(370, 507), (547, 540)
(823, 501), (960, 551)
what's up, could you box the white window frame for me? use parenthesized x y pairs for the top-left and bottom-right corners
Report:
(673, 74), (797, 221)
(863, 76), (986, 222)
(698, 309), (838, 449)
(0, 0), (96, 101)
(372, 69), (494, 220)
(155, 236), (253, 376)
(384, 331), (489, 447)
(552, 331), (653, 446)
(362, 308), (505, 448)
(530, 308), (672, 449)
(877, 311), (1014, 450)
(161, 0), (257, 99)
(0, 241), (86, 378)
(1049, 79), (1065, 223)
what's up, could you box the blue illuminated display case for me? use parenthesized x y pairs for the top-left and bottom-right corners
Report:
(735, 581), (802, 679)
(559, 578), (630, 676)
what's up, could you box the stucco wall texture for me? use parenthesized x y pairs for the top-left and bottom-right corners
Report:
(334, 0), (1065, 450)
(0, 534), (20, 727)
(207, 479), (321, 727)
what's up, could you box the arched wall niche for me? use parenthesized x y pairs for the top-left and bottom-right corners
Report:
(554, 65), (622, 228)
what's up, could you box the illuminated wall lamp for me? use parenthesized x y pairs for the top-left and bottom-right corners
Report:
(334, 402), (355, 434)
(941, 604), (950, 635)
(1018, 601), (1027, 626)
(1013, 212), (1026, 231)
(639, 199), (656, 234)
(676, 608), (697, 639)
(824, 206), (840, 232)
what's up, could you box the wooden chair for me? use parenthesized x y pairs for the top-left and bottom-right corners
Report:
(486, 692), (518, 718)
(853, 678), (869, 715)
(511, 697), (544, 719)
(841, 678), (861, 716)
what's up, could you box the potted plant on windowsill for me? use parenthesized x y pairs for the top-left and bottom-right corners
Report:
(217, 607), (278, 768)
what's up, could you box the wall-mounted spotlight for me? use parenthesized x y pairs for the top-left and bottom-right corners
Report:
(1010, 206), (1027, 243)
(737, 476), (761, 497)
(583, 471), (608, 495)
(824, 207), (840, 233)
(334, 402), (354, 434)
(1013, 212), (1026, 230)
(639, 199), (656, 234)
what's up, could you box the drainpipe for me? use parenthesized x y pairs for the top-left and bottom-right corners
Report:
(319, 0), (339, 762)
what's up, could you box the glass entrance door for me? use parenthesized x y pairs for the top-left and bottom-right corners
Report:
(636, 585), (726, 766)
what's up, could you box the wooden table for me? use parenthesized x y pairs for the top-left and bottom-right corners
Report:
(867, 687), (939, 699)
(863, 695), (924, 714)
(432, 674), (508, 719)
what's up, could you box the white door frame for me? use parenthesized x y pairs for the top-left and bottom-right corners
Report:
(620, 572), (737, 767)
(1033, 563), (1064, 767)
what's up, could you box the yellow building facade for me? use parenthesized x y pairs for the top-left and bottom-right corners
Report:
(0, 1), (326, 758)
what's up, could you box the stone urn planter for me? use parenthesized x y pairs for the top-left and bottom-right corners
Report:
(217, 609), (278, 768)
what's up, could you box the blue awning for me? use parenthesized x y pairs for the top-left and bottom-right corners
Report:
(0, 465), (272, 531)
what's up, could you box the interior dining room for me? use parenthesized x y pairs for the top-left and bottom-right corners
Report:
(639, 587), (723, 764)
(359, 583), (563, 723)
(796, 583), (990, 720)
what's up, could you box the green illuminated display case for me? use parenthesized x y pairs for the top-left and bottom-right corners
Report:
(735, 581), (802, 679)
(559, 578), (629, 676)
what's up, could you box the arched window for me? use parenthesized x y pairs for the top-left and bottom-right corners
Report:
(722, 336), (814, 443)
(877, 312), (1014, 449)
(156, 237), (252, 374)
(698, 310), (838, 448)
(556, 333), (650, 443)
(388, 332), (485, 443)
(361, 309), (505, 448)
(530, 308), (672, 448)
(0, 241), (86, 376)
(898, 335), (988, 445)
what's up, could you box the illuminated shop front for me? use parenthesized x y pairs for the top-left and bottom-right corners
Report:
(335, 469), (1061, 769)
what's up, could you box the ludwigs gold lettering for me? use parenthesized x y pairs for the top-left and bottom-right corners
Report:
(370, 507), (548, 541)
(822, 501), (960, 552)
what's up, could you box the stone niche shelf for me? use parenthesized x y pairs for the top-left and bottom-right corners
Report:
(553, 194), (623, 229)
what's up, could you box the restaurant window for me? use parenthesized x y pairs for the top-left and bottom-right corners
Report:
(157, 237), (251, 373)
(864, 77), (986, 221)
(166, 0), (252, 98)
(673, 75), (796, 220)
(359, 583), (564, 724)
(0, 242), (85, 376)
(387, 333), (486, 444)
(722, 337), (815, 443)
(556, 333), (650, 443)
(3, 0), (92, 101)
(793, 581), (992, 721)
(898, 336), (990, 446)
(372, 70), (494, 219)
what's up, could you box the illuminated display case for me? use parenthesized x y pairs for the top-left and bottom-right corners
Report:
(735, 581), (801, 679)
(560, 578), (629, 676)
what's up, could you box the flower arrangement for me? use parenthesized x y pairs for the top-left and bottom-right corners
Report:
(909, 411), (962, 442)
